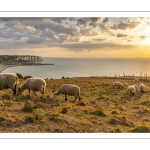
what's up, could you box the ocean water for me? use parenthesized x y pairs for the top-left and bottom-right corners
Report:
(2, 57), (150, 79)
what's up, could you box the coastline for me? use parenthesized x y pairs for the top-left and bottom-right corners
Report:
(0, 63), (54, 73)
(0, 65), (16, 73)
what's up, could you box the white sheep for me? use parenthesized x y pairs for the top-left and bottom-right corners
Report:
(134, 78), (138, 84)
(0, 73), (19, 95)
(133, 84), (138, 92)
(54, 84), (81, 102)
(126, 85), (136, 95)
(112, 81), (124, 89)
(139, 83), (145, 93)
(18, 78), (46, 97)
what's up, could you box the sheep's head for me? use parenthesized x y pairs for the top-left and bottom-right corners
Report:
(17, 87), (23, 95)
(52, 89), (57, 99)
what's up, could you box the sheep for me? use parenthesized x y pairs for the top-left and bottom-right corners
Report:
(134, 78), (138, 84)
(139, 83), (145, 93)
(54, 84), (81, 102)
(126, 85), (136, 95)
(18, 78), (46, 97)
(0, 73), (19, 95)
(133, 84), (138, 92)
(112, 81), (124, 89)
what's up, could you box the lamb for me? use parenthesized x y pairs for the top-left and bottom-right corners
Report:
(0, 73), (19, 95)
(134, 78), (138, 84)
(139, 83), (145, 93)
(126, 85), (136, 95)
(112, 81), (124, 88)
(54, 84), (81, 102)
(18, 78), (46, 97)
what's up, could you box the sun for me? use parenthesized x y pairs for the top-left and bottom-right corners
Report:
(143, 36), (150, 45)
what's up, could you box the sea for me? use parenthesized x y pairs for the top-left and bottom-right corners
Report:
(2, 57), (150, 79)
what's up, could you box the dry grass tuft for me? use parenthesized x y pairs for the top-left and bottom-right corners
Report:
(23, 100), (34, 112)
(92, 108), (107, 117)
(61, 108), (68, 114)
(130, 126), (150, 133)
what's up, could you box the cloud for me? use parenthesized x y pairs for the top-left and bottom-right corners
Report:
(139, 36), (147, 40)
(92, 38), (106, 42)
(116, 33), (128, 37)
(80, 28), (98, 36)
(0, 17), (145, 56)
(110, 18), (140, 30)
(48, 42), (136, 52)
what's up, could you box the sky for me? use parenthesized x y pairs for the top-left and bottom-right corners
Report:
(1, 17), (150, 58)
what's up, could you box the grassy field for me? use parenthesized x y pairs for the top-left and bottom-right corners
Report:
(0, 76), (150, 133)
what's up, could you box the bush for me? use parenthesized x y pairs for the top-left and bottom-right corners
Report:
(23, 100), (34, 112)
(130, 126), (150, 133)
(0, 100), (4, 106)
(32, 108), (45, 120)
(62, 76), (65, 79)
(16, 73), (23, 79)
(93, 108), (106, 117)
(0, 115), (6, 121)
(61, 108), (68, 114)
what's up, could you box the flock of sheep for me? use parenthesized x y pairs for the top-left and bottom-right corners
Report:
(0, 73), (81, 102)
(0, 73), (146, 103)
(112, 78), (145, 95)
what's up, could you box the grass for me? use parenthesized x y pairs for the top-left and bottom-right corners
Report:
(0, 77), (150, 132)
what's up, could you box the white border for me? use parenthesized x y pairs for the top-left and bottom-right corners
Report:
(0, 11), (150, 17)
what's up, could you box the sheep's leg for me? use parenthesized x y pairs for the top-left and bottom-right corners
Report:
(72, 95), (77, 102)
(78, 93), (81, 102)
(13, 89), (16, 95)
(28, 89), (30, 95)
(13, 84), (17, 95)
(40, 90), (45, 100)
(65, 94), (67, 101)
(126, 89), (129, 94)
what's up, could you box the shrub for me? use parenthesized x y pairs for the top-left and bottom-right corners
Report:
(0, 100), (4, 106)
(61, 108), (68, 114)
(76, 101), (86, 106)
(23, 100), (34, 112)
(32, 108), (45, 120)
(93, 108), (106, 117)
(0, 115), (6, 121)
(130, 126), (150, 133)
(16, 73), (23, 79)
(62, 76), (65, 79)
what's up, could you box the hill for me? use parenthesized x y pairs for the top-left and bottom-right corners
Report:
(0, 77), (150, 133)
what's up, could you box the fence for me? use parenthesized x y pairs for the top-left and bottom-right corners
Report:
(100, 72), (149, 81)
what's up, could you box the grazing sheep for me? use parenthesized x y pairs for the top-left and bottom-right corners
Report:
(139, 83), (145, 93)
(18, 78), (46, 97)
(112, 81), (124, 89)
(134, 78), (138, 84)
(0, 73), (19, 95)
(126, 85), (136, 95)
(54, 84), (81, 102)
